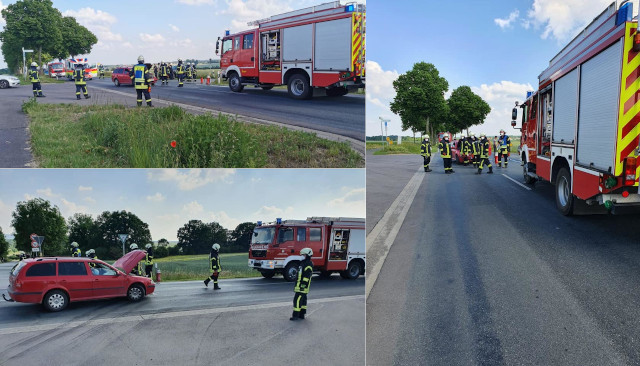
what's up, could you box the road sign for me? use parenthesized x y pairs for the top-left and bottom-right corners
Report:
(119, 234), (129, 256)
(32, 248), (40, 252)
(31, 242), (38, 248)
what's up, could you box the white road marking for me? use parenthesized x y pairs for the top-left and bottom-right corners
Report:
(502, 174), (532, 191)
(0, 295), (363, 336)
(365, 168), (425, 299)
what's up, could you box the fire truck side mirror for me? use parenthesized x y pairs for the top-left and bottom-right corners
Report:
(215, 37), (220, 56)
(511, 107), (518, 120)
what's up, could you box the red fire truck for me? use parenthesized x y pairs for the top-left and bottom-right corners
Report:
(513, 1), (640, 215)
(215, 1), (366, 99)
(47, 62), (65, 78)
(248, 217), (365, 281)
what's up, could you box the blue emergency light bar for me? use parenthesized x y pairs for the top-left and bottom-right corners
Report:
(617, 1), (633, 26)
(257, 221), (262, 226)
(526, 91), (534, 99)
(276, 218), (282, 224)
(345, 4), (355, 12)
(225, 30), (230, 36)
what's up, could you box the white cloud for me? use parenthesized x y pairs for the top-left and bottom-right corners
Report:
(252, 205), (294, 218)
(0, 1), (7, 27)
(177, 0), (214, 4)
(470, 80), (534, 135)
(526, 0), (612, 41)
(495, 10), (520, 29)
(62, 8), (123, 44)
(209, 211), (241, 230)
(365, 60), (403, 137)
(0, 199), (12, 233)
(328, 188), (365, 207)
(36, 188), (59, 198)
(146, 192), (166, 202)
(139, 33), (166, 45)
(60, 198), (87, 215)
(83, 197), (96, 204)
(169, 24), (180, 32)
(147, 169), (236, 190)
(78, 186), (93, 191)
(183, 201), (204, 217)
(220, 0), (294, 29)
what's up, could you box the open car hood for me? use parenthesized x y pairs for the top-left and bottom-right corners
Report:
(113, 250), (146, 274)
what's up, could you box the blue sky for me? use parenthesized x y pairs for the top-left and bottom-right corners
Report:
(0, 169), (365, 241)
(0, 0), (364, 68)
(366, 0), (634, 136)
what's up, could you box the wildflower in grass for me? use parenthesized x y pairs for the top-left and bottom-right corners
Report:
(170, 140), (177, 148)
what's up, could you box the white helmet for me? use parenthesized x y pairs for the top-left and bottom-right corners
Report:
(130, 243), (138, 250)
(138, 55), (144, 63)
(145, 243), (152, 249)
(480, 133), (486, 138)
(86, 249), (95, 256)
(300, 248), (313, 257)
(425, 134), (430, 139)
(212, 243), (220, 251)
(500, 129), (505, 134)
(31, 62), (37, 67)
(71, 242), (79, 248)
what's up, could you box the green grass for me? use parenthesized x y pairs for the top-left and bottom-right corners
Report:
(24, 103), (363, 168)
(372, 141), (422, 155)
(19, 75), (65, 84)
(154, 253), (259, 281)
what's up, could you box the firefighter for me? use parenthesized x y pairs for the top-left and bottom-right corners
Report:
(176, 59), (185, 87)
(160, 62), (169, 85)
(459, 136), (468, 166)
(70, 242), (81, 257)
(464, 135), (473, 166)
(73, 63), (90, 100)
(29, 62), (45, 97)
(144, 243), (154, 278)
(470, 133), (481, 168)
(290, 248), (314, 321)
(497, 129), (511, 168)
(129, 243), (144, 275)
(191, 63), (197, 81)
(98, 64), (105, 79)
(438, 135), (454, 174)
(86, 249), (98, 268)
(477, 133), (494, 174)
(129, 55), (153, 107)
(204, 243), (221, 289)
(420, 135), (432, 172)
(186, 62), (193, 82)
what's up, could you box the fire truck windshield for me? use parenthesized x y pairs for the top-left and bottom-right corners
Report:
(252, 227), (275, 244)
(222, 39), (233, 54)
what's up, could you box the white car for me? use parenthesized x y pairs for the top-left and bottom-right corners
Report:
(0, 74), (20, 89)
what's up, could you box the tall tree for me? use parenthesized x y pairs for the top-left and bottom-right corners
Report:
(54, 16), (97, 59)
(0, 0), (63, 73)
(11, 198), (67, 256)
(95, 211), (152, 259)
(157, 238), (170, 247)
(390, 62), (449, 136)
(68, 213), (98, 254)
(228, 222), (256, 252)
(447, 86), (491, 133)
(0, 226), (9, 259)
(177, 220), (227, 255)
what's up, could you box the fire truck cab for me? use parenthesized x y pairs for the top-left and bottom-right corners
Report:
(216, 1), (365, 99)
(248, 217), (365, 281)
(513, 1), (640, 214)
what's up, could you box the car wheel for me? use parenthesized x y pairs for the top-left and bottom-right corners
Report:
(260, 270), (275, 279)
(287, 73), (312, 100)
(556, 167), (574, 216)
(228, 72), (244, 92)
(283, 261), (299, 282)
(0, 80), (8, 89)
(114, 79), (120, 87)
(43, 290), (68, 312)
(341, 260), (362, 280)
(127, 284), (145, 302)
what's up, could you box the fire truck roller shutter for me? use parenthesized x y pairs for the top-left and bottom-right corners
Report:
(314, 17), (351, 71)
(552, 68), (578, 144)
(576, 40), (622, 172)
(283, 24), (312, 62)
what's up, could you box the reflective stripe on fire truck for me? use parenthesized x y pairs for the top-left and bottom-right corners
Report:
(616, 22), (640, 183)
(352, 13), (364, 77)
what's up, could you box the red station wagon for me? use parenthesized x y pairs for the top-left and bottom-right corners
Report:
(6, 250), (154, 312)
(111, 66), (157, 87)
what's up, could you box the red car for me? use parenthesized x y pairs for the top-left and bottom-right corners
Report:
(111, 66), (157, 87)
(5, 250), (154, 312)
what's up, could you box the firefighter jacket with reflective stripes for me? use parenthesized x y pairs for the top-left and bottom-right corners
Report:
(499, 135), (511, 151)
(465, 139), (473, 155)
(177, 64), (185, 75)
(71, 248), (81, 257)
(74, 69), (86, 85)
(88, 254), (98, 267)
(29, 69), (40, 83)
(420, 140), (431, 157)
(161, 65), (168, 77)
(130, 63), (151, 90)
(481, 139), (491, 158)
(209, 250), (221, 271)
(438, 141), (451, 158)
(145, 248), (154, 265)
(294, 258), (313, 294)
(472, 139), (481, 155)
(460, 139), (468, 154)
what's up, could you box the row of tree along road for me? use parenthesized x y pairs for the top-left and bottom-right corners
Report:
(5, 197), (256, 260)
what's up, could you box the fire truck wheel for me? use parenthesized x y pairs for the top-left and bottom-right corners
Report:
(523, 157), (535, 184)
(555, 167), (574, 216)
(0, 80), (8, 89)
(342, 260), (362, 280)
(283, 261), (299, 282)
(260, 270), (275, 279)
(228, 72), (244, 92)
(287, 74), (312, 100)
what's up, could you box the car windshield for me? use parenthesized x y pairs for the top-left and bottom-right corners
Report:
(90, 262), (118, 276)
(252, 227), (275, 244)
(11, 261), (26, 277)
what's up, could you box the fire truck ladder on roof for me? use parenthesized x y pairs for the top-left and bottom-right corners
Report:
(247, 1), (364, 28)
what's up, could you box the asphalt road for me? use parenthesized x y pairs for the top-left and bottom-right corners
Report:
(366, 153), (640, 366)
(0, 262), (364, 366)
(0, 86), (33, 168)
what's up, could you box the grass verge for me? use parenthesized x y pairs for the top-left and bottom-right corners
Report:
(25, 102), (363, 168)
(18, 75), (65, 84)
(154, 253), (259, 281)
(372, 142), (422, 155)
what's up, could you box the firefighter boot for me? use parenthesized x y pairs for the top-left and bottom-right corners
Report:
(85, 95), (91, 99)
(204, 278), (210, 287)
(488, 166), (493, 174)
(426, 168), (432, 172)
(450, 169), (455, 173)
(214, 283), (221, 290)
(476, 168), (482, 175)
(77, 95), (81, 100)
(290, 312), (300, 321)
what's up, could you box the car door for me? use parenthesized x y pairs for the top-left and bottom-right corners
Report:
(57, 261), (93, 300)
(90, 262), (127, 298)
(21, 262), (56, 302)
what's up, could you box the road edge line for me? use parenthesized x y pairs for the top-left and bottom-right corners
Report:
(502, 173), (532, 191)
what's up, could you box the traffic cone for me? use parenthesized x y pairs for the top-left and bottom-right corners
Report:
(201, 77), (203, 84)
(206, 75), (210, 85)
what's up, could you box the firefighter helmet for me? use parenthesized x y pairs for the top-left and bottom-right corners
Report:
(480, 133), (486, 138)
(71, 242), (79, 248)
(130, 243), (138, 250)
(86, 249), (95, 256)
(145, 243), (152, 249)
(30, 62), (37, 67)
(300, 248), (313, 257)
(138, 55), (144, 63)
(212, 243), (220, 251)
(425, 134), (429, 139)
(500, 129), (505, 134)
